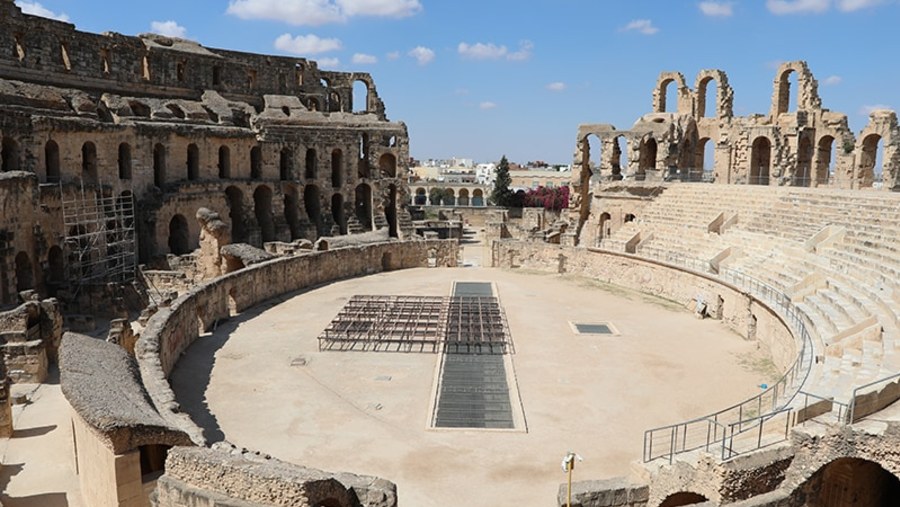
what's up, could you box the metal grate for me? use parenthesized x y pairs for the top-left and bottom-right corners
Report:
(574, 323), (614, 335)
(434, 354), (514, 429)
(453, 282), (494, 297)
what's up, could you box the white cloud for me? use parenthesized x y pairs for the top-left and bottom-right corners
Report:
(698, 1), (734, 16)
(822, 75), (842, 86)
(479, 101), (497, 110)
(622, 19), (659, 35)
(386, 51), (401, 60)
(317, 57), (341, 69)
(226, 0), (420, 26)
(352, 53), (378, 64)
(408, 46), (435, 65)
(766, 0), (830, 14)
(150, 20), (188, 38)
(458, 40), (533, 61)
(837, 0), (886, 11)
(546, 82), (567, 92)
(860, 104), (892, 116)
(274, 33), (342, 55)
(15, 1), (69, 21)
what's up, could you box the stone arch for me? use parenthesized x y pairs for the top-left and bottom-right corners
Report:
(815, 135), (836, 185)
(187, 143), (200, 181)
(445, 188), (456, 206)
(1, 137), (21, 172)
(653, 72), (688, 114)
(379, 153), (397, 178)
(695, 69), (734, 118)
(385, 184), (398, 238)
(283, 184), (301, 240)
(472, 189), (484, 206)
(225, 186), (247, 243)
(304, 184), (323, 235)
(795, 135), (813, 187)
(168, 214), (190, 255)
(414, 187), (427, 205)
(331, 149), (343, 188)
(458, 188), (470, 206)
(611, 136), (628, 178)
(45, 140), (60, 183)
(658, 491), (709, 507)
(153, 143), (166, 187)
(792, 457), (900, 506)
(47, 246), (65, 284)
(355, 183), (373, 231)
(353, 79), (369, 113)
(15, 251), (34, 293)
(638, 136), (657, 180)
(218, 146), (231, 179)
(305, 148), (317, 180)
(751, 136), (772, 185)
(624, 213), (636, 223)
(331, 193), (346, 234)
(118, 143), (132, 180)
(251, 145), (262, 179)
(358, 133), (370, 179)
(254, 185), (276, 243)
(858, 133), (882, 188)
(599, 212), (612, 242)
(82, 141), (98, 184)
(771, 61), (822, 117)
(280, 147), (293, 181)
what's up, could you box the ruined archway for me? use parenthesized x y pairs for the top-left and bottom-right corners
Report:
(251, 145), (262, 179)
(795, 135), (813, 187)
(771, 61), (822, 117)
(358, 133), (370, 179)
(305, 148), (317, 180)
(283, 185), (301, 240)
(793, 457), (900, 507)
(331, 149), (343, 188)
(355, 183), (373, 231)
(458, 188), (470, 206)
(154, 143), (167, 188)
(598, 212), (612, 243)
(612, 136), (627, 178)
(280, 147), (293, 181)
(187, 143), (200, 181)
(859, 133), (883, 188)
(815, 135), (836, 186)
(218, 146), (231, 179)
(414, 187), (427, 205)
(225, 186), (247, 243)
(168, 214), (190, 255)
(304, 184), (323, 236)
(82, 142), (98, 184)
(638, 137), (657, 180)
(654, 72), (688, 114)
(658, 491), (709, 507)
(385, 184), (398, 238)
(698, 76), (718, 118)
(45, 140), (60, 183)
(379, 153), (397, 178)
(1, 137), (20, 172)
(472, 189), (484, 206)
(750, 136), (771, 185)
(118, 143), (132, 180)
(331, 193), (346, 235)
(353, 79), (369, 113)
(15, 251), (34, 293)
(254, 185), (275, 243)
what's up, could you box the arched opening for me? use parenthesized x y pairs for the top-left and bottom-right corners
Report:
(658, 491), (709, 507)
(218, 146), (231, 179)
(698, 77), (718, 118)
(611, 136), (627, 179)
(472, 189), (484, 206)
(82, 142), (98, 184)
(153, 143), (166, 188)
(385, 184), (398, 238)
(750, 137), (771, 185)
(331, 193), (346, 234)
(458, 188), (470, 206)
(45, 140), (60, 183)
(47, 246), (65, 284)
(225, 186), (247, 243)
(250, 146), (262, 179)
(280, 147), (293, 181)
(331, 149), (343, 188)
(14, 252), (34, 293)
(859, 134), (883, 188)
(599, 212), (612, 242)
(305, 148), (317, 180)
(414, 187), (427, 205)
(582, 134), (602, 186)
(308, 98), (320, 112)
(381, 252), (393, 272)
(379, 153), (397, 178)
(624, 214), (636, 223)
(254, 185), (275, 243)
(355, 184), (373, 231)
(775, 69), (798, 116)
(283, 186), (301, 240)
(304, 184), (323, 235)
(118, 143), (132, 180)
(166, 104), (185, 119)
(660, 79), (678, 113)
(358, 133), (370, 179)
(353, 80), (369, 113)
(815, 135), (836, 186)
(699, 137), (714, 175)
(168, 214), (190, 255)
(187, 143), (200, 181)
(794, 457), (900, 506)
(1, 137), (21, 172)
(795, 135), (813, 187)
(638, 137), (657, 181)
(445, 189), (456, 206)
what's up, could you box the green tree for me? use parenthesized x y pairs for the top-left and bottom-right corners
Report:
(490, 155), (513, 207)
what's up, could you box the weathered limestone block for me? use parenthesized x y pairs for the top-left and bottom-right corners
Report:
(558, 478), (649, 507)
(196, 208), (231, 280)
(220, 243), (275, 273)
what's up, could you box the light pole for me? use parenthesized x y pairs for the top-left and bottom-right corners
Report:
(561, 451), (582, 507)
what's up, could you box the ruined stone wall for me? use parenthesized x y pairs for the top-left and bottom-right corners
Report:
(136, 239), (458, 443)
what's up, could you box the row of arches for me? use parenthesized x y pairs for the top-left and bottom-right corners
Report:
(747, 134), (881, 187)
(2, 136), (400, 187)
(413, 187), (486, 206)
(1, 247), (67, 305)
(581, 134), (716, 182)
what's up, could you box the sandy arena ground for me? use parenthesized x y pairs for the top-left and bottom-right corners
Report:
(172, 242), (772, 506)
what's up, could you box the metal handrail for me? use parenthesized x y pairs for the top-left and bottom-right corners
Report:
(798, 390), (849, 424)
(720, 406), (795, 460)
(847, 371), (900, 423)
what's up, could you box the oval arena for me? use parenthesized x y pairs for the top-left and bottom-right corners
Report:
(0, 2), (899, 507)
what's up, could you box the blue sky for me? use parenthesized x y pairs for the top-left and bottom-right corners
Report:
(15, 0), (900, 164)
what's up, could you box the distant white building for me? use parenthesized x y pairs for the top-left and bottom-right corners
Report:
(476, 163), (497, 186)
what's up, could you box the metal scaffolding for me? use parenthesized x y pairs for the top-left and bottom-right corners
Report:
(60, 183), (137, 291)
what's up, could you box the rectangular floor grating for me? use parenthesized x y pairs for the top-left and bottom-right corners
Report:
(433, 354), (514, 429)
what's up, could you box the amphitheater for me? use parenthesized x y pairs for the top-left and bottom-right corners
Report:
(1, 2), (900, 506)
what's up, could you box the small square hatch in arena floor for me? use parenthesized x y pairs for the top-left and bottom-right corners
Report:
(570, 322), (619, 336)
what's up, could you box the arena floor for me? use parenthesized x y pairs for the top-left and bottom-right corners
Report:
(171, 254), (773, 506)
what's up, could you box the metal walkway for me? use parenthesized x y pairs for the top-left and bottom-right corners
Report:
(434, 354), (514, 429)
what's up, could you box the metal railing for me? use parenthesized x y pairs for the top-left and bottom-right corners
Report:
(798, 391), (849, 425)
(847, 371), (900, 423)
(720, 407), (795, 460)
(640, 254), (814, 463)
